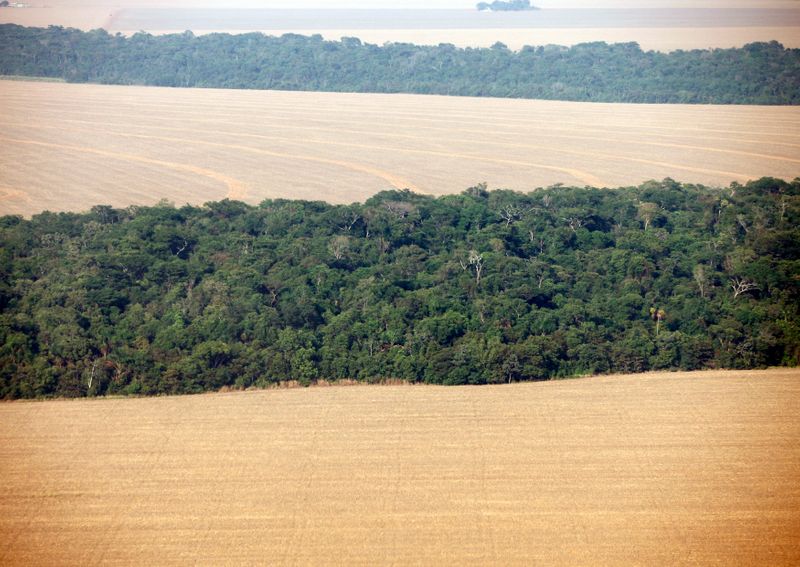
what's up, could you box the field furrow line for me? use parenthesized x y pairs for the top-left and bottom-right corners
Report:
(7, 103), (800, 154)
(10, 111), (795, 175)
(43, 122), (606, 189)
(119, 124), (749, 187)
(0, 185), (30, 203)
(0, 136), (248, 201)
(48, 127), (423, 193)
(5, 117), (759, 193)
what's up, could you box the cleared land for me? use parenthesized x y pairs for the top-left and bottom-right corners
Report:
(1, 369), (799, 565)
(2, 1), (800, 51)
(2, 80), (800, 216)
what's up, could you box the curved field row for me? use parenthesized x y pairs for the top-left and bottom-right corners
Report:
(0, 136), (249, 201)
(1, 369), (798, 565)
(1, 80), (799, 216)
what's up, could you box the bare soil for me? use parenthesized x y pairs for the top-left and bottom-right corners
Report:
(2, 80), (799, 217)
(1, 369), (799, 565)
(2, 1), (799, 51)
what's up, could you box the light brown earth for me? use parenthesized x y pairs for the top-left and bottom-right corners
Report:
(1, 368), (799, 565)
(2, 80), (799, 217)
(1, 1), (800, 51)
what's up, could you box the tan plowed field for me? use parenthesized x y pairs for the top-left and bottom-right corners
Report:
(1, 80), (799, 217)
(2, 1), (800, 51)
(1, 369), (799, 565)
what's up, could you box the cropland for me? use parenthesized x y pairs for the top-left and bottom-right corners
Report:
(1, 1), (799, 51)
(1, 369), (798, 565)
(1, 80), (799, 217)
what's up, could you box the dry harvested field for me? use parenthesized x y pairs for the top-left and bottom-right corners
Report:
(2, 80), (800, 217)
(1, 369), (799, 565)
(104, 5), (800, 52)
(2, 1), (800, 51)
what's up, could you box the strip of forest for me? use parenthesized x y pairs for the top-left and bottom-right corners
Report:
(1, 24), (799, 104)
(1, 178), (798, 398)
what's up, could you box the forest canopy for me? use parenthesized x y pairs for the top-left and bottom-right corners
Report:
(1, 24), (799, 104)
(1, 178), (798, 399)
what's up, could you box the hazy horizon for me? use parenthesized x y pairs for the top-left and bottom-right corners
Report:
(132, 1), (800, 8)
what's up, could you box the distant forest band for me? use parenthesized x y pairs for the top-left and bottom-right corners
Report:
(0, 24), (798, 104)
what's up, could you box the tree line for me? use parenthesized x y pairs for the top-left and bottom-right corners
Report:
(1, 24), (799, 104)
(1, 178), (798, 399)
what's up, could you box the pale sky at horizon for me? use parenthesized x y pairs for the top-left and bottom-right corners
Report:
(158, 1), (799, 8)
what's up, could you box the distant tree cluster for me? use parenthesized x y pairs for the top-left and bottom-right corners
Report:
(477, 1), (538, 11)
(1, 24), (799, 104)
(1, 178), (798, 399)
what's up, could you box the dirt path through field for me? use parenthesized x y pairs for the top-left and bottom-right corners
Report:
(1, 369), (799, 565)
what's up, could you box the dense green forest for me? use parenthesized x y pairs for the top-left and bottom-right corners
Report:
(1, 178), (798, 399)
(1, 24), (799, 104)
